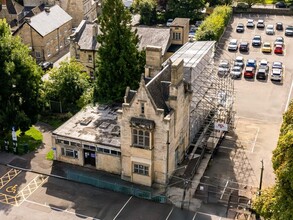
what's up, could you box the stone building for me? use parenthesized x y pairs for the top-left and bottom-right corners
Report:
(13, 5), (72, 62)
(0, 0), (24, 27)
(70, 19), (99, 76)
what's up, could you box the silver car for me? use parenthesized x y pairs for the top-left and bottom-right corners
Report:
(230, 66), (242, 79)
(266, 24), (275, 35)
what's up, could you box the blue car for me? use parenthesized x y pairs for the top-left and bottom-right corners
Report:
(246, 59), (257, 69)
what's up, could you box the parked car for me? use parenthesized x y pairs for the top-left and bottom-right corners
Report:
(166, 19), (173, 27)
(266, 24), (275, 35)
(274, 45), (284, 54)
(274, 36), (284, 46)
(262, 42), (272, 53)
(257, 19), (265, 29)
(39, 61), (53, 71)
(246, 19), (255, 28)
(234, 56), (244, 68)
(228, 39), (238, 51)
(230, 66), (242, 79)
(285, 25), (293, 36)
(218, 60), (230, 76)
(259, 59), (269, 71)
(239, 41), (249, 52)
(275, 1), (287, 8)
(256, 66), (268, 80)
(244, 67), (255, 78)
(236, 23), (245, 33)
(237, 2), (249, 9)
(271, 61), (283, 81)
(252, 35), (262, 46)
(276, 22), (283, 31)
(246, 59), (257, 69)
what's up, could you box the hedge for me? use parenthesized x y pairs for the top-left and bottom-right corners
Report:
(195, 5), (232, 41)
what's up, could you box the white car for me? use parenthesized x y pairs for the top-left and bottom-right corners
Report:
(271, 61), (283, 81)
(274, 36), (284, 46)
(246, 19), (254, 28)
(230, 66), (242, 78)
(228, 39), (238, 51)
(166, 19), (173, 27)
(259, 59), (269, 71)
(266, 24), (275, 35)
(234, 56), (244, 68)
(218, 60), (230, 76)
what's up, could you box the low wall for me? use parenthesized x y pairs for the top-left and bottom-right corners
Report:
(233, 7), (293, 15)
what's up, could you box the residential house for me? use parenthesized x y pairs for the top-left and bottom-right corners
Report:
(13, 5), (72, 62)
(70, 20), (99, 76)
(0, 0), (24, 27)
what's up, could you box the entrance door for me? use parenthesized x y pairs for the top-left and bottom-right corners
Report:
(84, 150), (96, 166)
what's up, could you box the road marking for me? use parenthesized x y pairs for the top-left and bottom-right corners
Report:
(285, 73), (293, 112)
(251, 127), (260, 153)
(24, 199), (101, 220)
(165, 206), (174, 220)
(220, 180), (229, 200)
(0, 169), (21, 189)
(6, 184), (18, 194)
(113, 196), (132, 220)
(192, 212), (197, 220)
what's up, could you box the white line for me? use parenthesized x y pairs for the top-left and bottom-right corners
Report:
(220, 180), (229, 200)
(113, 196), (132, 220)
(251, 127), (260, 153)
(24, 199), (101, 220)
(285, 74), (293, 112)
(192, 212), (197, 220)
(165, 207), (174, 220)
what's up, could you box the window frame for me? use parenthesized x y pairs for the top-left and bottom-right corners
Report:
(132, 128), (150, 149)
(133, 163), (149, 176)
(61, 147), (78, 159)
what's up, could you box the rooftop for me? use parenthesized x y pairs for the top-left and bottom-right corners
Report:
(171, 18), (190, 27)
(53, 105), (121, 148)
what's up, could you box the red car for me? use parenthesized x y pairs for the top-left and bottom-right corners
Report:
(244, 67), (255, 78)
(274, 45), (283, 54)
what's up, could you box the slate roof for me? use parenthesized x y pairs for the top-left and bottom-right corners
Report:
(77, 23), (99, 50)
(171, 18), (190, 27)
(28, 5), (72, 36)
(1, 0), (24, 14)
(135, 27), (171, 55)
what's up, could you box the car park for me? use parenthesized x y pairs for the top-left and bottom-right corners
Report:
(274, 45), (283, 54)
(246, 19), (254, 28)
(262, 42), (272, 53)
(39, 61), (53, 71)
(274, 36), (284, 46)
(276, 22), (283, 31)
(256, 66), (268, 80)
(275, 1), (287, 8)
(246, 59), (257, 69)
(271, 61), (283, 81)
(252, 35), (262, 46)
(230, 66), (242, 79)
(244, 67), (255, 78)
(266, 24), (275, 35)
(285, 25), (293, 36)
(218, 60), (230, 76)
(257, 19), (265, 29)
(234, 56), (244, 68)
(259, 59), (269, 71)
(239, 41), (249, 52)
(228, 39), (238, 51)
(236, 23), (245, 33)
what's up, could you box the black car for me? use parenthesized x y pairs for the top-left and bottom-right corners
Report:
(275, 1), (287, 8)
(239, 42), (249, 52)
(256, 67), (268, 80)
(276, 22), (283, 31)
(236, 23), (245, 33)
(39, 61), (53, 71)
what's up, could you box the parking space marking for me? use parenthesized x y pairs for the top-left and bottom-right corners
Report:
(192, 212), (197, 220)
(165, 206), (174, 220)
(285, 73), (293, 112)
(113, 196), (132, 220)
(251, 127), (260, 153)
(0, 193), (18, 206)
(0, 169), (21, 189)
(220, 180), (229, 200)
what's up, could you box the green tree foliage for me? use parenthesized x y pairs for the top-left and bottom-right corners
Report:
(195, 5), (232, 41)
(206, 0), (232, 7)
(239, 0), (265, 8)
(0, 19), (42, 135)
(132, 0), (157, 25)
(94, 0), (145, 104)
(166, 0), (205, 21)
(43, 60), (92, 112)
(253, 102), (293, 219)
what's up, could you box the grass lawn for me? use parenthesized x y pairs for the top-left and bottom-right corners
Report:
(39, 113), (73, 129)
(16, 126), (43, 153)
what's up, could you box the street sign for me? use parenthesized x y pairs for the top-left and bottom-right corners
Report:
(214, 122), (228, 131)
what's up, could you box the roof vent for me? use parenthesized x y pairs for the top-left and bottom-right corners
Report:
(80, 117), (92, 126)
(44, 7), (50, 13)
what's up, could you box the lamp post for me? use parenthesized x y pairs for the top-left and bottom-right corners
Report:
(258, 159), (264, 195)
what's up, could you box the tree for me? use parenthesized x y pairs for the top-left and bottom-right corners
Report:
(42, 60), (92, 112)
(253, 101), (293, 219)
(239, 0), (265, 8)
(132, 0), (157, 25)
(166, 0), (205, 22)
(0, 19), (42, 135)
(94, 0), (145, 104)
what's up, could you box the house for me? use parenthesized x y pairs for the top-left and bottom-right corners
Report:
(0, 0), (24, 27)
(52, 45), (192, 187)
(70, 20), (99, 76)
(13, 5), (72, 62)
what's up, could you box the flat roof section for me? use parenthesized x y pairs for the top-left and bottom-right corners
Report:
(53, 105), (120, 148)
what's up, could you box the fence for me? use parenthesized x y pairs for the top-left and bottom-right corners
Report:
(67, 171), (166, 203)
